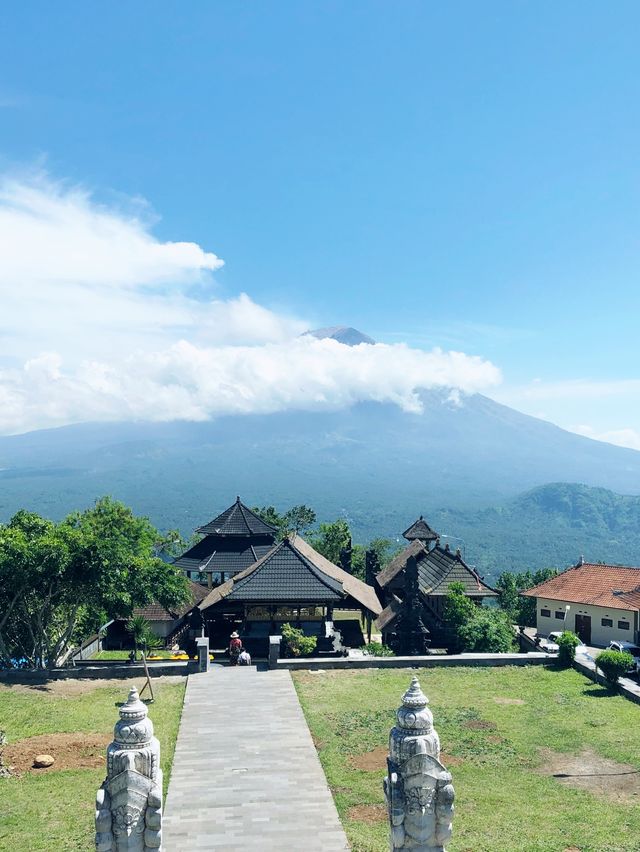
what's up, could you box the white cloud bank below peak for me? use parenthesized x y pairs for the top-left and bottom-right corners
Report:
(0, 339), (502, 435)
(0, 172), (501, 435)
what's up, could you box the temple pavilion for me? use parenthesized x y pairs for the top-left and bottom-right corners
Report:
(198, 533), (382, 657)
(375, 516), (496, 652)
(173, 497), (277, 587)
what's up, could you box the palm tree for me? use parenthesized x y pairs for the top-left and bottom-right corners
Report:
(127, 615), (150, 661)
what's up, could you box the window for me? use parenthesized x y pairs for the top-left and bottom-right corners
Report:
(618, 620), (630, 631)
(540, 608), (551, 618)
(601, 618), (613, 628)
(555, 611), (565, 620)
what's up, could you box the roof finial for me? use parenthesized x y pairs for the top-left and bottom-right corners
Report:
(236, 495), (241, 503)
(579, 554), (585, 565)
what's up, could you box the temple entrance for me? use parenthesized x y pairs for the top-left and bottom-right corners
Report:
(574, 613), (591, 644)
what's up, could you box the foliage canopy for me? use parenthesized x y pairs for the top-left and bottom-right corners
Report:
(0, 497), (188, 668)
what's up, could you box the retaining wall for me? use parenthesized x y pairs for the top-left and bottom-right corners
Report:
(0, 661), (194, 684)
(276, 651), (554, 671)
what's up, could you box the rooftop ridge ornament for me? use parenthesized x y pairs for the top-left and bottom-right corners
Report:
(384, 676), (455, 851)
(95, 687), (163, 851)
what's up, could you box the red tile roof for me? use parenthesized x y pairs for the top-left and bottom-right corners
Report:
(523, 562), (640, 611)
(134, 580), (208, 622)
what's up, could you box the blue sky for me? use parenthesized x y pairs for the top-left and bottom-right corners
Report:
(1, 2), (639, 446)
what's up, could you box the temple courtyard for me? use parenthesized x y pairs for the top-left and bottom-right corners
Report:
(0, 665), (639, 850)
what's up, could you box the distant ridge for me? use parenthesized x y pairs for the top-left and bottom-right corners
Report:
(304, 326), (376, 346)
(2, 392), (640, 578)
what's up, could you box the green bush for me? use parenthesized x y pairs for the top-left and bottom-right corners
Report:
(556, 631), (581, 666)
(595, 649), (634, 687)
(281, 622), (318, 657)
(362, 641), (394, 657)
(457, 607), (515, 653)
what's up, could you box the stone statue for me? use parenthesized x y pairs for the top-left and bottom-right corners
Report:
(384, 676), (454, 851)
(397, 555), (430, 655)
(95, 687), (163, 851)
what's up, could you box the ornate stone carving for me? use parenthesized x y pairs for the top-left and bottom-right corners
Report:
(95, 687), (163, 851)
(384, 676), (454, 851)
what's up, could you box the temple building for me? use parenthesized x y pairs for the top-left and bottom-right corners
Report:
(375, 516), (496, 652)
(198, 533), (382, 657)
(173, 497), (277, 587)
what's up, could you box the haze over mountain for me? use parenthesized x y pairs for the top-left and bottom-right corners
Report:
(1, 386), (640, 579)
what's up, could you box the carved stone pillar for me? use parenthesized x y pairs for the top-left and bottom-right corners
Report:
(95, 687), (163, 851)
(384, 676), (454, 852)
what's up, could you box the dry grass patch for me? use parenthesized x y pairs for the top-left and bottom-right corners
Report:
(347, 804), (386, 823)
(539, 747), (640, 802)
(4, 732), (110, 774)
(493, 697), (525, 705)
(0, 674), (183, 698)
(349, 745), (387, 772)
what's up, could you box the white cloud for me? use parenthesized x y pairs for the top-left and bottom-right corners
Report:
(570, 425), (640, 452)
(0, 339), (501, 435)
(494, 378), (640, 453)
(0, 172), (502, 435)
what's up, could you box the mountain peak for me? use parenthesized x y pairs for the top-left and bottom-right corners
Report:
(304, 326), (376, 346)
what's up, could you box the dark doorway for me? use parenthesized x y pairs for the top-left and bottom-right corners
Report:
(574, 614), (591, 644)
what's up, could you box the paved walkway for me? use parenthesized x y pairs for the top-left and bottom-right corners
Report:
(575, 646), (640, 704)
(163, 667), (349, 851)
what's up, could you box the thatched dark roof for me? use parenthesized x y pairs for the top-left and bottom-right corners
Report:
(134, 580), (208, 622)
(376, 542), (496, 598)
(195, 497), (277, 537)
(403, 515), (438, 542)
(199, 535), (382, 614)
(174, 539), (273, 576)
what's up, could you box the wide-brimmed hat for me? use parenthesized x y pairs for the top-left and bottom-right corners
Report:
(230, 631), (239, 638)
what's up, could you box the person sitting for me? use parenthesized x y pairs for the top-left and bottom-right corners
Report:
(228, 631), (242, 665)
(238, 648), (252, 666)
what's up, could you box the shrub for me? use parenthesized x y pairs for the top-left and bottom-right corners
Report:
(556, 631), (581, 666)
(595, 649), (634, 687)
(457, 607), (515, 653)
(362, 641), (394, 657)
(281, 622), (317, 657)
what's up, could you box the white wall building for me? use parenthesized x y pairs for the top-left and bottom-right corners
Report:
(524, 561), (640, 646)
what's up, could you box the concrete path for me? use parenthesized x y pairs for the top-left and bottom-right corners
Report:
(163, 667), (349, 851)
(575, 646), (640, 704)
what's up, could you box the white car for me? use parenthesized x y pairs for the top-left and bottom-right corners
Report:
(537, 632), (560, 653)
(607, 641), (640, 674)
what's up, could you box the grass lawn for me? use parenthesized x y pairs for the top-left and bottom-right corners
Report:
(293, 665), (640, 852)
(0, 676), (185, 851)
(92, 649), (175, 660)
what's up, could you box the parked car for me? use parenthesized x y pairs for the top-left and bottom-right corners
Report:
(607, 641), (640, 675)
(536, 632), (560, 653)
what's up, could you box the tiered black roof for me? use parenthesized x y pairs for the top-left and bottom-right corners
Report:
(174, 497), (277, 579)
(377, 542), (496, 597)
(195, 497), (277, 537)
(174, 539), (274, 576)
(403, 515), (438, 542)
(199, 535), (382, 613)
(375, 543), (495, 632)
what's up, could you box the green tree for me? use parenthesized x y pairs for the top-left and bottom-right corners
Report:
(444, 581), (476, 629)
(283, 505), (316, 535)
(308, 519), (351, 565)
(458, 608), (515, 653)
(252, 505), (316, 539)
(496, 567), (558, 625)
(0, 497), (189, 668)
(252, 506), (287, 538)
